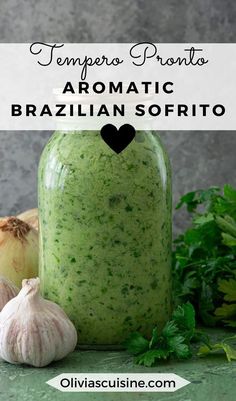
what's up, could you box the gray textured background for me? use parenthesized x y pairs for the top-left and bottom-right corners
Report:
(0, 0), (236, 232)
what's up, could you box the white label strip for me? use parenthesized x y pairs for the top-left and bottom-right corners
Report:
(46, 373), (190, 392)
(0, 43), (235, 130)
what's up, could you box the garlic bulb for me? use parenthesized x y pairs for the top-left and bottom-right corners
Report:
(0, 217), (38, 287)
(17, 208), (38, 231)
(0, 276), (19, 311)
(0, 278), (77, 367)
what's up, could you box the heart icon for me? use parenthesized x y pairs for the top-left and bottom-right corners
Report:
(100, 124), (136, 154)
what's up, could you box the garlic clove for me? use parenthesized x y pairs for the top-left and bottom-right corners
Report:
(17, 208), (38, 231)
(0, 277), (77, 367)
(0, 276), (19, 311)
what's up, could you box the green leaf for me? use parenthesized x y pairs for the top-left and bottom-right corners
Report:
(162, 320), (179, 338)
(123, 332), (149, 355)
(223, 320), (236, 328)
(216, 215), (236, 238)
(175, 187), (220, 213)
(198, 344), (212, 355)
(198, 187), (221, 203)
(168, 335), (191, 359)
(222, 343), (236, 361)
(222, 233), (236, 247)
(194, 213), (214, 226)
(176, 191), (196, 211)
(198, 343), (222, 356)
(184, 221), (220, 254)
(218, 277), (236, 302)
(184, 228), (201, 247)
(215, 275), (236, 326)
(198, 336), (236, 361)
(135, 349), (169, 367)
(215, 303), (236, 320)
(171, 302), (195, 340)
(224, 184), (236, 202)
(177, 273), (198, 297)
(175, 255), (190, 269)
(149, 327), (159, 349)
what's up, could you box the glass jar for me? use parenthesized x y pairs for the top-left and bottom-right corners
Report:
(38, 130), (172, 347)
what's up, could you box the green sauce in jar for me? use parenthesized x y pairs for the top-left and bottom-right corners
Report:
(38, 131), (172, 347)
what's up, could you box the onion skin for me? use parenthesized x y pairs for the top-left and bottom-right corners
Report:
(0, 217), (38, 288)
(17, 208), (38, 231)
(0, 276), (19, 311)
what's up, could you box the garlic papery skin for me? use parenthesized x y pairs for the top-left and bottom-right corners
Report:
(0, 278), (77, 367)
(0, 276), (19, 311)
(17, 208), (38, 231)
(0, 217), (38, 287)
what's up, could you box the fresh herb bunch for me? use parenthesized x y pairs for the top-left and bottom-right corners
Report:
(173, 184), (236, 327)
(124, 302), (236, 366)
(124, 302), (196, 367)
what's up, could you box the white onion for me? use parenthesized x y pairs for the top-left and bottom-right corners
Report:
(0, 276), (19, 311)
(17, 208), (38, 230)
(0, 217), (38, 287)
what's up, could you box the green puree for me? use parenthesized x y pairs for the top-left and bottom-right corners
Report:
(38, 131), (172, 346)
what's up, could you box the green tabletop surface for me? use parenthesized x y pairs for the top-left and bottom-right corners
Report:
(0, 328), (235, 401)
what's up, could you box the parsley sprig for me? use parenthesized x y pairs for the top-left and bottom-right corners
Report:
(198, 335), (236, 361)
(123, 302), (196, 367)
